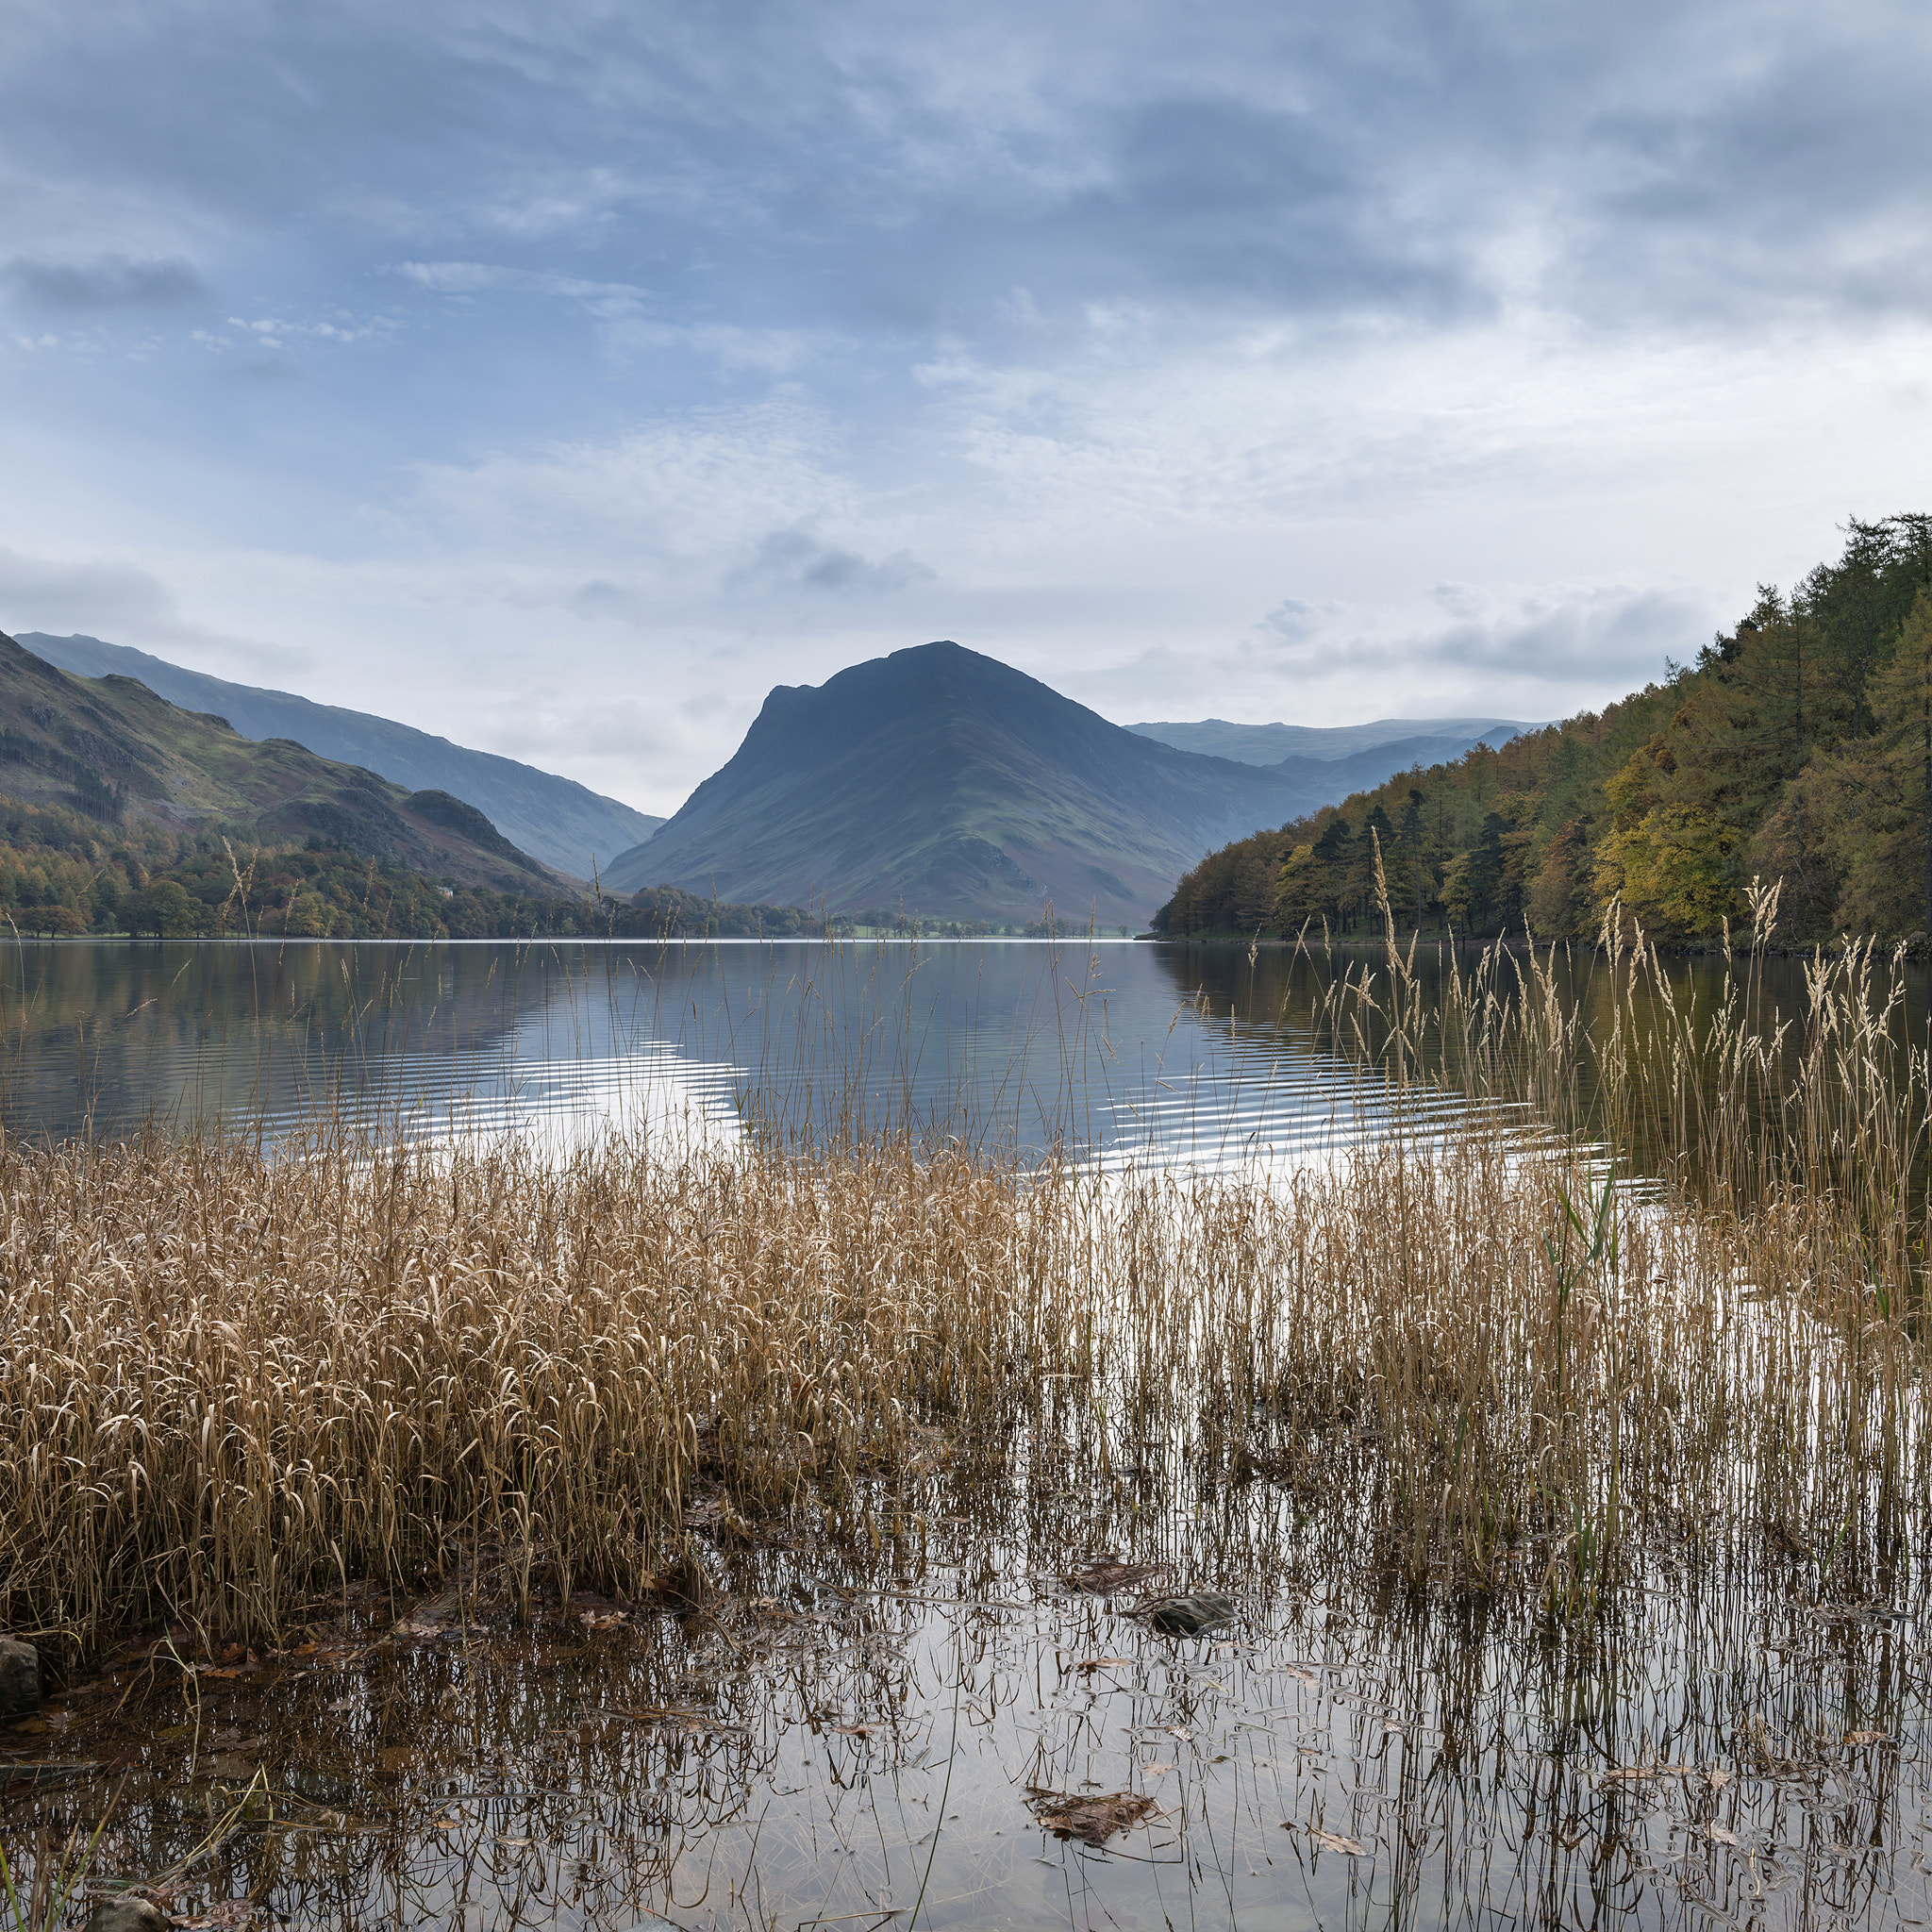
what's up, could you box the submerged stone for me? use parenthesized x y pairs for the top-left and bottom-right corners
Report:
(85, 1902), (168, 1932)
(0, 1635), (40, 1718)
(1136, 1591), (1237, 1636)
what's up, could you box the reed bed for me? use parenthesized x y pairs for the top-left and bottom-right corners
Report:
(4, 887), (1932, 1662)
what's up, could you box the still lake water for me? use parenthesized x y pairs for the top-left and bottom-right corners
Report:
(0, 937), (1498, 1168)
(9, 939), (1932, 1931)
(1, 933), (1879, 1167)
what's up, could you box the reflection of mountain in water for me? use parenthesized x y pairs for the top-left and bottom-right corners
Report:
(0, 939), (1868, 1177)
(0, 942), (604, 1141)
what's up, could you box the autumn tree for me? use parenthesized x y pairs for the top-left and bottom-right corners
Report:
(1816, 584), (1932, 936)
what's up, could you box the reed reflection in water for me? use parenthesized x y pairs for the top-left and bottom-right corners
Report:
(8, 929), (1932, 1931)
(0, 934), (1871, 1172)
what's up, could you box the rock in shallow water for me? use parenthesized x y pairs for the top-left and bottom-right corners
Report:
(0, 1635), (41, 1718)
(85, 1901), (169, 1932)
(1136, 1591), (1237, 1636)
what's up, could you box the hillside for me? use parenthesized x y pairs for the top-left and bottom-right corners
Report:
(1154, 515), (1932, 945)
(603, 641), (1326, 924)
(0, 630), (560, 895)
(0, 791), (831, 941)
(18, 632), (661, 879)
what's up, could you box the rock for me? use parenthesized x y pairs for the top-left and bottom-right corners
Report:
(1135, 1591), (1237, 1636)
(0, 1635), (41, 1718)
(85, 1900), (169, 1932)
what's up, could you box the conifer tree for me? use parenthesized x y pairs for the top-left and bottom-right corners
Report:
(1823, 585), (1932, 936)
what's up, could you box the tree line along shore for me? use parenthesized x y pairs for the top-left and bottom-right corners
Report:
(0, 801), (837, 941)
(1157, 515), (1932, 944)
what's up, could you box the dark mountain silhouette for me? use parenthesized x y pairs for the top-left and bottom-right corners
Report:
(603, 641), (1331, 924)
(16, 632), (659, 880)
(0, 631), (562, 894)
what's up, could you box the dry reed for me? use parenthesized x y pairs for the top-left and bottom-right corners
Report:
(4, 883), (1931, 1659)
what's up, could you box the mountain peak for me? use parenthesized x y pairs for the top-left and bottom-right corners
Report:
(603, 641), (1316, 923)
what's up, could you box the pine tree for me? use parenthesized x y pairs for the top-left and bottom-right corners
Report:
(1823, 585), (1932, 936)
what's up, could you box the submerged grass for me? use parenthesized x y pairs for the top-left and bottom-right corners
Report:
(3, 880), (1932, 1669)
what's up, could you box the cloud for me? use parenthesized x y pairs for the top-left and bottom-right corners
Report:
(1285, 585), (1714, 692)
(733, 528), (935, 596)
(1, 254), (205, 311)
(0, 546), (182, 636)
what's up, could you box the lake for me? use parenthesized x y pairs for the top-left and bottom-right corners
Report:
(0, 934), (1874, 1170)
(7, 936), (1932, 1932)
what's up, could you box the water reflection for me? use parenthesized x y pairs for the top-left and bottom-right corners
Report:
(11, 1451), (1926, 1931)
(0, 935), (1828, 1171)
(8, 939), (1932, 1929)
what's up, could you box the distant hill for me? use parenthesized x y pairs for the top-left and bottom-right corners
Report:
(1128, 715), (1541, 765)
(17, 632), (660, 880)
(0, 630), (561, 894)
(603, 641), (1332, 924)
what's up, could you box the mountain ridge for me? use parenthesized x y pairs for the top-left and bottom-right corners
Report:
(16, 632), (660, 880)
(1129, 715), (1541, 766)
(0, 631), (562, 895)
(604, 641), (1337, 923)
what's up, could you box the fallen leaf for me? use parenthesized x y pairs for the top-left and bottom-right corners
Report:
(1843, 1731), (1890, 1746)
(831, 1723), (876, 1738)
(1142, 1761), (1173, 1776)
(176, 1901), (254, 1928)
(1066, 1558), (1169, 1595)
(1028, 1789), (1157, 1847)
(1706, 1769), (1732, 1790)
(1312, 1828), (1367, 1856)
(1076, 1657), (1136, 1672)
(1165, 1724), (1191, 1743)
(1706, 1825), (1738, 1846)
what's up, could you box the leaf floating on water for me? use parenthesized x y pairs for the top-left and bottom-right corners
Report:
(1310, 1828), (1367, 1856)
(1165, 1724), (1191, 1743)
(1077, 1657), (1137, 1672)
(1066, 1558), (1169, 1594)
(831, 1722), (876, 1737)
(1142, 1760), (1173, 1776)
(1706, 1825), (1739, 1845)
(1027, 1788), (1157, 1847)
(1843, 1731), (1891, 1746)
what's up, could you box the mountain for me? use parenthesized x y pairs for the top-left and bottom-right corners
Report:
(16, 633), (660, 880)
(0, 630), (562, 894)
(602, 641), (1333, 924)
(1128, 715), (1540, 765)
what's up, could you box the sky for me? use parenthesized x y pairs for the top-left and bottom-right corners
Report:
(1, 0), (1929, 818)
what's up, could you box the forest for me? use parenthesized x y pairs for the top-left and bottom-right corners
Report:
(1155, 515), (1932, 943)
(0, 801), (829, 941)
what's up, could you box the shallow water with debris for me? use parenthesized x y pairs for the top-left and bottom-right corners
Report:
(8, 1444), (1929, 1932)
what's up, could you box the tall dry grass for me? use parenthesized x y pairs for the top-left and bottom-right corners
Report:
(3, 885), (1931, 1659)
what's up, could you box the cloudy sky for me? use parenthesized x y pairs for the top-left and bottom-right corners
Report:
(1, 0), (1927, 815)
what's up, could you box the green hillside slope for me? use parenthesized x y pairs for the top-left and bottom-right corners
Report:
(1156, 516), (1932, 944)
(18, 631), (661, 879)
(0, 630), (559, 895)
